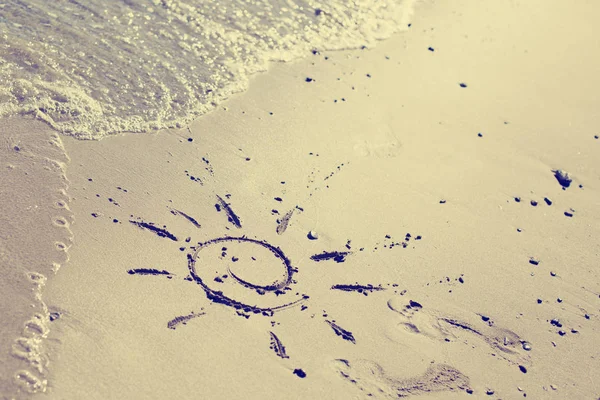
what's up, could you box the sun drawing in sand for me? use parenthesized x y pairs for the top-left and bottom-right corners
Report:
(123, 159), (529, 397)
(127, 191), (369, 341)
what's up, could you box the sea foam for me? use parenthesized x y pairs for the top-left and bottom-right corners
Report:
(0, 0), (415, 139)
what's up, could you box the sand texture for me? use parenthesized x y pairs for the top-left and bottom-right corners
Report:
(0, 118), (72, 395)
(1, 0), (599, 399)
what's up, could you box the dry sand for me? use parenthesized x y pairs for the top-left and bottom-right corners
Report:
(2, 0), (600, 399)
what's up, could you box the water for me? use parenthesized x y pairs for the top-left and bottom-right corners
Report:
(0, 0), (415, 139)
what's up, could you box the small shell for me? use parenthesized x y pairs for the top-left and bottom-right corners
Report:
(307, 230), (319, 240)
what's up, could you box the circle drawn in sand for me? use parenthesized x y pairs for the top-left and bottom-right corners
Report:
(188, 236), (307, 316)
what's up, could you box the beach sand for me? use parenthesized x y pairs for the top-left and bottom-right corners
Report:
(1, 0), (599, 399)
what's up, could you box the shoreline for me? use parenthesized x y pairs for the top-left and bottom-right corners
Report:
(0, 118), (73, 396)
(0, 1), (417, 140)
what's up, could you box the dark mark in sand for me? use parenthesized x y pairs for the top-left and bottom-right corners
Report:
(129, 219), (178, 241)
(269, 331), (289, 359)
(310, 251), (352, 263)
(409, 300), (423, 309)
(127, 268), (173, 276)
(185, 170), (204, 185)
(167, 311), (205, 330)
(519, 365), (527, 374)
(441, 318), (482, 336)
(276, 209), (294, 235)
(216, 195), (242, 228)
(293, 368), (307, 378)
(553, 169), (572, 188)
(331, 284), (385, 295)
(326, 320), (356, 343)
(170, 208), (202, 228)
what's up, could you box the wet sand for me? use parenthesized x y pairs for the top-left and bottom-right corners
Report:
(1, 0), (599, 399)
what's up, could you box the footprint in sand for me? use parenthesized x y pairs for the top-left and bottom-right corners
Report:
(386, 298), (530, 366)
(353, 139), (402, 158)
(353, 127), (402, 158)
(331, 358), (470, 398)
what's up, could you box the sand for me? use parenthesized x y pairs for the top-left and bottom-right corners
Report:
(1, 0), (600, 399)
(0, 118), (72, 395)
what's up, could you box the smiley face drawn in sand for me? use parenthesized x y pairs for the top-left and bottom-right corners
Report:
(186, 236), (308, 316)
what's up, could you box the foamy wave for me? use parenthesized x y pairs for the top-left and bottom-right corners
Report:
(0, 0), (415, 139)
